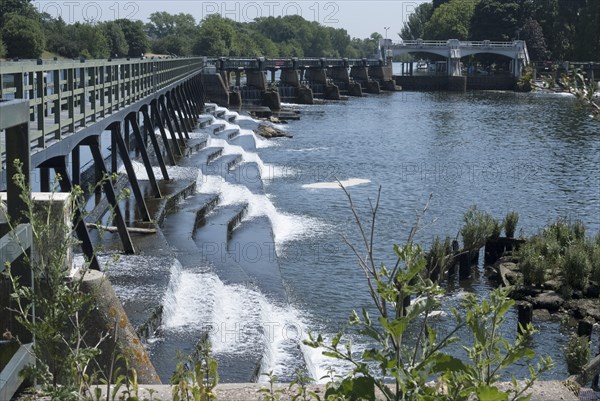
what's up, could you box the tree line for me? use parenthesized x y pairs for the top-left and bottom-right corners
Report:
(1, 0), (598, 61)
(0, 0), (380, 60)
(400, 0), (600, 61)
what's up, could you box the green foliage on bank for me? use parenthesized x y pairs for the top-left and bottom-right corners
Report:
(517, 218), (600, 291)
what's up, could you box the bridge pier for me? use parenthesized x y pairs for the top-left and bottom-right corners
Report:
(305, 68), (340, 100)
(350, 64), (380, 94)
(368, 61), (400, 91)
(329, 66), (362, 97)
(280, 68), (314, 104)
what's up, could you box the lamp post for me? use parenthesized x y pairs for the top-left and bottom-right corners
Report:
(383, 26), (390, 64)
(384, 27), (390, 61)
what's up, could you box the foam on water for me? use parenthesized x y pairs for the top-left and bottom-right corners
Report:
(206, 136), (286, 181)
(120, 161), (200, 182)
(162, 261), (315, 373)
(302, 178), (371, 189)
(240, 127), (278, 149)
(198, 175), (318, 244)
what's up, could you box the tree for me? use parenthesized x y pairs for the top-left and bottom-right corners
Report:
(470, 0), (521, 40)
(0, 34), (6, 58)
(520, 19), (548, 60)
(573, 0), (600, 60)
(193, 15), (238, 56)
(424, 0), (479, 40)
(73, 23), (109, 59)
(146, 12), (197, 39)
(2, 13), (45, 58)
(114, 19), (149, 57)
(432, 0), (452, 9)
(400, 2), (434, 40)
(0, 0), (38, 25)
(102, 21), (128, 58)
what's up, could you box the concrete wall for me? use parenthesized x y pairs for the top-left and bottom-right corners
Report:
(394, 75), (517, 91)
(202, 74), (230, 107)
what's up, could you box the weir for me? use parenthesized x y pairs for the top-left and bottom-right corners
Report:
(0, 41), (552, 397)
(207, 56), (402, 109)
(0, 56), (316, 394)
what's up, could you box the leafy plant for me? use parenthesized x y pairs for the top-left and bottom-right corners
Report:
(305, 188), (552, 401)
(258, 371), (285, 401)
(517, 241), (547, 287)
(425, 236), (451, 282)
(3, 162), (103, 399)
(288, 368), (320, 401)
(443, 289), (553, 400)
(589, 240), (600, 285)
(562, 244), (591, 291)
(171, 340), (218, 401)
(564, 334), (590, 375)
(503, 211), (519, 238)
(461, 206), (497, 251)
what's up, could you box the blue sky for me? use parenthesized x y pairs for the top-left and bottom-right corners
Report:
(34, 0), (429, 40)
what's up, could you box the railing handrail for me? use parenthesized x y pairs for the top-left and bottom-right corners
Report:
(391, 40), (521, 48)
(1, 57), (205, 168)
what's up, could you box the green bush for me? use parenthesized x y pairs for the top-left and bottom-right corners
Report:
(503, 211), (519, 238)
(590, 242), (600, 284)
(562, 244), (591, 291)
(306, 192), (553, 401)
(565, 334), (590, 375)
(461, 206), (497, 251)
(426, 236), (451, 281)
(518, 241), (547, 286)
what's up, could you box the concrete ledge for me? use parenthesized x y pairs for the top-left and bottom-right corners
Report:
(78, 381), (580, 401)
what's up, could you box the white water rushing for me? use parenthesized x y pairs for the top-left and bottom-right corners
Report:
(161, 259), (319, 380)
(155, 110), (328, 381)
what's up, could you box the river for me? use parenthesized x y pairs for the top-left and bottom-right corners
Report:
(141, 84), (600, 383)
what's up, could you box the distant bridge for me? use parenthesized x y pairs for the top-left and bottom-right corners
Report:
(382, 39), (530, 77)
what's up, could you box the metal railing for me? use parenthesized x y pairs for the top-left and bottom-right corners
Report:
(214, 57), (388, 71)
(0, 57), (205, 169)
(0, 99), (34, 401)
(391, 40), (521, 48)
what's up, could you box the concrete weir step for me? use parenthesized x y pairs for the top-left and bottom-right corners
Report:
(229, 215), (288, 304)
(204, 103), (217, 114)
(216, 127), (240, 140)
(180, 137), (207, 157)
(204, 122), (226, 134)
(193, 203), (250, 285)
(198, 114), (214, 128)
(224, 161), (264, 194)
(161, 193), (221, 257)
(201, 153), (243, 177)
(154, 198), (264, 383)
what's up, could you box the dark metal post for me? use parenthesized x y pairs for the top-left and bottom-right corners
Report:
(159, 97), (183, 156)
(71, 145), (81, 186)
(40, 168), (50, 192)
(151, 100), (177, 165)
(141, 106), (170, 180)
(54, 160), (100, 270)
(127, 114), (161, 198)
(85, 135), (135, 254)
(166, 92), (187, 141)
(111, 121), (151, 221)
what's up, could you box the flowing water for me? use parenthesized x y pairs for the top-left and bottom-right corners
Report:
(138, 90), (599, 383)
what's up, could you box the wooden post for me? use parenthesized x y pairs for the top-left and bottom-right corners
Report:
(578, 320), (593, 339)
(517, 302), (533, 334)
